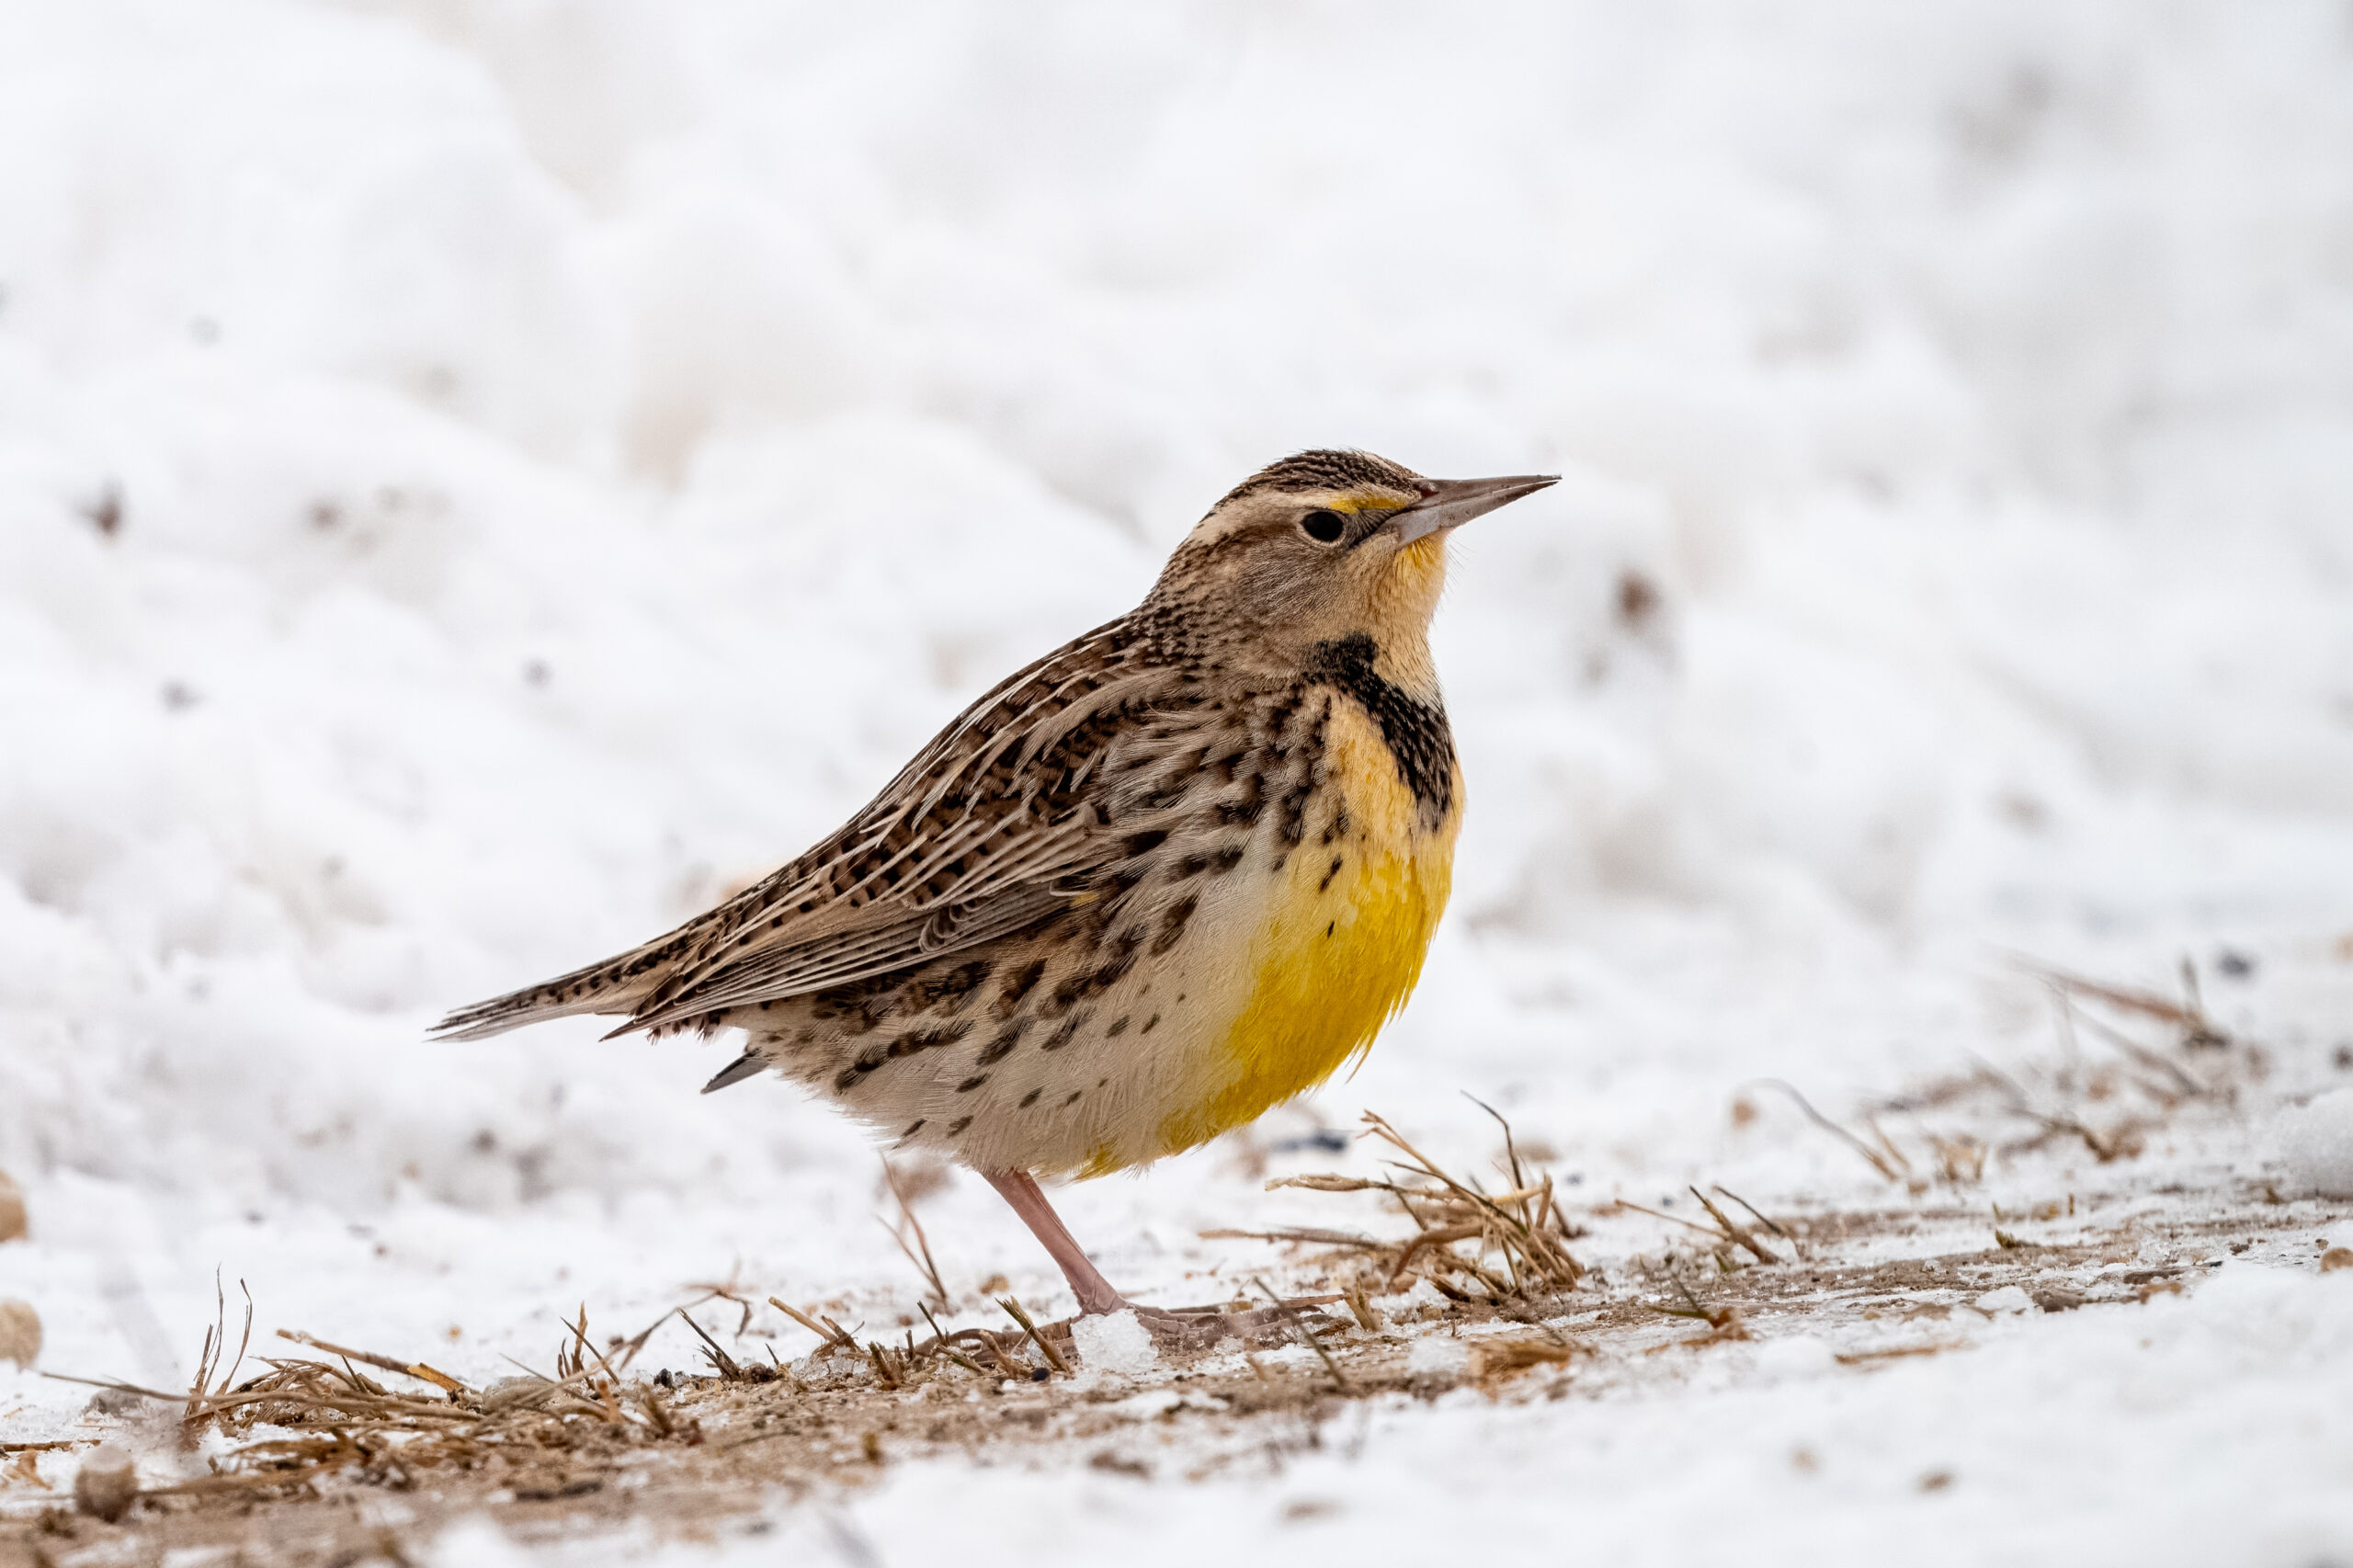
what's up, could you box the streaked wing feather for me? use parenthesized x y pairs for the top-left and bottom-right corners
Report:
(608, 638), (1212, 1034)
(620, 881), (1078, 1034)
(437, 617), (1224, 1045)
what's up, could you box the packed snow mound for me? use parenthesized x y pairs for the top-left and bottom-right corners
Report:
(1072, 1309), (1161, 1381)
(2277, 1092), (2353, 1200)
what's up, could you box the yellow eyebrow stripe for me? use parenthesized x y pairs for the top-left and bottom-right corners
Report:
(1325, 487), (1417, 514)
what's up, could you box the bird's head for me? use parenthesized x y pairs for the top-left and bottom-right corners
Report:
(1151, 449), (1555, 682)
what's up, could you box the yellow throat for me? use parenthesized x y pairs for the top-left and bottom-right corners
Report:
(1151, 541), (1461, 1164)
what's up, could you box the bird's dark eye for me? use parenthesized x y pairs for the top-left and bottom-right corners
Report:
(1301, 509), (1345, 544)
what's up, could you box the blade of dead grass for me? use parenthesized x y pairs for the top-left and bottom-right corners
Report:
(278, 1331), (468, 1395)
(881, 1158), (951, 1309)
(917, 1304), (987, 1377)
(1753, 1080), (1907, 1183)
(1199, 1226), (1387, 1249)
(971, 1329), (1033, 1378)
(1711, 1186), (1790, 1239)
(1606, 1197), (1726, 1241)
(1472, 1338), (1583, 1381)
(186, 1276), (256, 1431)
(768, 1297), (859, 1353)
(1227, 1107), (1583, 1304)
(1463, 1093), (1527, 1194)
(1643, 1268), (1750, 1348)
(996, 1298), (1070, 1375)
(1377, 1221), (1483, 1290)
(2065, 1007), (2212, 1100)
(1688, 1187), (1780, 1265)
(677, 1311), (743, 1381)
(1970, 1054), (2143, 1163)
(1252, 1278), (1350, 1394)
(1359, 1110), (1583, 1292)
(1834, 1343), (1965, 1366)
(2007, 955), (2231, 1049)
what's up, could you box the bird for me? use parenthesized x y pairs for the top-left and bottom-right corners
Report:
(434, 449), (1555, 1335)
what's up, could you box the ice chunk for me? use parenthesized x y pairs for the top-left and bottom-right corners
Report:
(1071, 1310), (1159, 1379)
(2277, 1090), (2353, 1199)
(1406, 1336), (1469, 1375)
(1753, 1335), (1838, 1378)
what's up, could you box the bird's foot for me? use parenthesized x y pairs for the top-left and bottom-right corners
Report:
(978, 1171), (1347, 1355)
(1080, 1296), (1346, 1352)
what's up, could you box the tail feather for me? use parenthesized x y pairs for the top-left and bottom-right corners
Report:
(430, 946), (667, 1042)
(699, 1050), (767, 1094)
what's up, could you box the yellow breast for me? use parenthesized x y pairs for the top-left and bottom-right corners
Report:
(1153, 700), (1460, 1158)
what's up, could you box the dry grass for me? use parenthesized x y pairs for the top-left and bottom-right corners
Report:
(1209, 1104), (1585, 1312)
(4, 955), (2338, 1566)
(1601, 1183), (1795, 1275)
(11, 1175), (2337, 1563)
(45, 1306), (700, 1507)
(1731, 957), (2270, 1194)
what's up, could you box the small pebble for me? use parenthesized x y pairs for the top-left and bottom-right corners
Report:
(74, 1444), (137, 1522)
(0, 1167), (25, 1243)
(0, 1299), (39, 1368)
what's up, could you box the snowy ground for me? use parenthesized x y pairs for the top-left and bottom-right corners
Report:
(4, 2), (2353, 1563)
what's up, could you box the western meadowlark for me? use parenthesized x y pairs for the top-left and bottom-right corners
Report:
(436, 450), (1553, 1335)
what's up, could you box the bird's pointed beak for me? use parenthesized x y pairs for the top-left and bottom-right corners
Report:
(1392, 472), (1559, 544)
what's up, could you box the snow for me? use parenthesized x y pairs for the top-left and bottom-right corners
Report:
(732, 1267), (2353, 1568)
(3, 0), (2352, 1561)
(1972, 1285), (2035, 1315)
(1403, 1336), (1468, 1377)
(1069, 1309), (1159, 1382)
(2277, 1090), (2353, 1200)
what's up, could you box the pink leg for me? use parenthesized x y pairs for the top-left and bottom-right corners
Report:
(981, 1169), (1128, 1316)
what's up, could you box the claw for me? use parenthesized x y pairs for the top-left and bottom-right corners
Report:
(1096, 1298), (1345, 1351)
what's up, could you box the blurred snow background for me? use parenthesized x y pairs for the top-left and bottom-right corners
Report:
(2, 0), (2352, 1552)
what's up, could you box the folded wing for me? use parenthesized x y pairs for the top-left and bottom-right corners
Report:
(431, 621), (1210, 1042)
